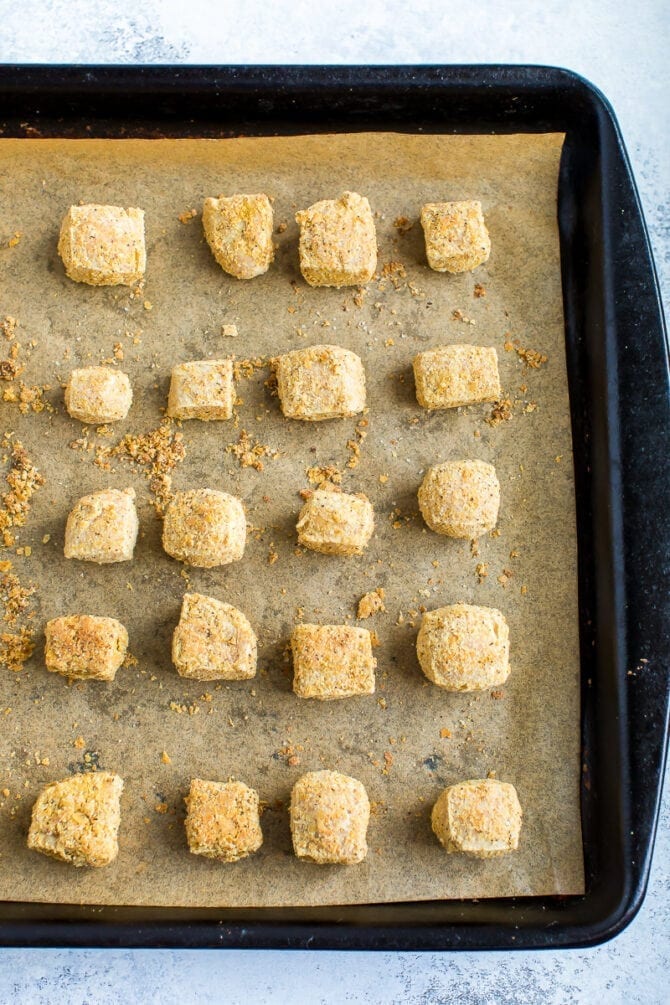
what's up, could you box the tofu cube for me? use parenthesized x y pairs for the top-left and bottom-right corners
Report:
(413, 345), (501, 410)
(417, 604), (510, 691)
(296, 191), (377, 287)
(291, 623), (376, 699)
(64, 488), (139, 564)
(297, 489), (374, 556)
(290, 770), (370, 864)
(27, 772), (123, 868)
(202, 193), (274, 279)
(64, 367), (133, 424)
(45, 615), (129, 682)
(185, 778), (263, 862)
(172, 592), (257, 681)
(167, 360), (235, 421)
(421, 200), (490, 274)
(418, 460), (500, 539)
(431, 779), (522, 857)
(275, 344), (366, 421)
(57, 204), (145, 286)
(162, 489), (246, 568)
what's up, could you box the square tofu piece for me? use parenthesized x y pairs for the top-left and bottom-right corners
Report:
(413, 345), (501, 410)
(185, 778), (263, 862)
(292, 623), (376, 699)
(421, 200), (490, 274)
(58, 204), (145, 286)
(296, 191), (377, 287)
(27, 772), (123, 867)
(297, 489), (374, 555)
(417, 604), (510, 691)
(167, 360), (235, 421)
(64, 367), (133, 424)
(202, 193), (274, 279)
(275, 345), (366, 421)
(172, 592), (257, 681)
(45, 615), (128, 682)
(162, 489), (246, 568)
(431, 778), (522, 857)
(290, 770), (370, 864)
(64, 488), (139, 564)
(418, 460), (500, 539)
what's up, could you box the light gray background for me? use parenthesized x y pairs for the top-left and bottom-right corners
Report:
(0, 1), (668, 1002)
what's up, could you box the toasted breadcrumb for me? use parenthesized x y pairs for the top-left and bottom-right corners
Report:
(357, 588), (386, 619)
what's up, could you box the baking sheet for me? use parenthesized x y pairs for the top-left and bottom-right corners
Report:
(0, 132), (583, 907)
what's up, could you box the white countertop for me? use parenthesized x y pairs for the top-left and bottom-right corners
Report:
(0, 1), (668, 1002)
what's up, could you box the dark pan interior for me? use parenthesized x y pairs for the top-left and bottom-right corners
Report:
(0, 64), (668, 950)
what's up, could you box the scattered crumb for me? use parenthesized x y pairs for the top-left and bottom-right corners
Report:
(475, 562), (488, 583)
(393, 216), (413, 234)
(487, 398), (513, 426)
(473, 283), (486, 298)
(161, 751), (172, 765)
(504, 336), (548, 369)
(178, 208), (197, 224)
(221, 324), (239, 339)
(306, 464), (342, 487)
(227, 429), (278, 472)
(95, 420), (185, 514)
(357, 587), (386, 620)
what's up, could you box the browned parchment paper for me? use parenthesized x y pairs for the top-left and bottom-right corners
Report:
(0, 133), (583, 907)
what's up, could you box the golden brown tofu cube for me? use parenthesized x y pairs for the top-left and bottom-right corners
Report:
(172, 592), (257, 681)
(185, 778), (263, 862)
(291, 623), (376, 699)
(421, 200), (490, 274)
(431, 778), (522, 857)
(27, 772), (123, 868)
(57, 204), (145, 286)
(64, 367), (133, 424)
(413, 345), (501, 410)
(275, 344), (366, 421)
(418, 460), (500, 539)
(290, 770), (370, 864)
(417, 604), (509, 691)
(167, 360), (235, 421)
(202, 193), (274, 279)
(64, 488), (139, 564)
(162, 489), (246, 568)
(45, 615), (128, 682)
(296, 191), (377, 287)
(297, 489), (374, 555)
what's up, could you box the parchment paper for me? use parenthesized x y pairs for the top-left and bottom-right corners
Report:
(0, 133), (583, 907)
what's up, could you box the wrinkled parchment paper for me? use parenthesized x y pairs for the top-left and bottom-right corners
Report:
(0, 133), (583, 906)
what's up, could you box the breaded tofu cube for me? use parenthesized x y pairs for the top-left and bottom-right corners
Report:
(64, 488), (139, 564)
(167, 360), (235, 421)
(296, 191), (377, 287)
(297, 489), (374, 555)
(418, 460), (500, 539)
(290, 770), (370, 864)
(172, 592), (257, 681)
(27, 772), (123, 868)
(431, 778), (522, 857)
(202, 193), (274, 279)
(64, 367), (133, 424)
(291, 623), (376, 699)
(162, 489), (246, 568)
(417, 604), (510, 691)
(45, 615), (128, 682)
(185, 778), (263, 862)
(413, 345), (501, 410)
(421, 200), (490, 274)
(57, 204), (145, 286)
(275, 344), (366, 421)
